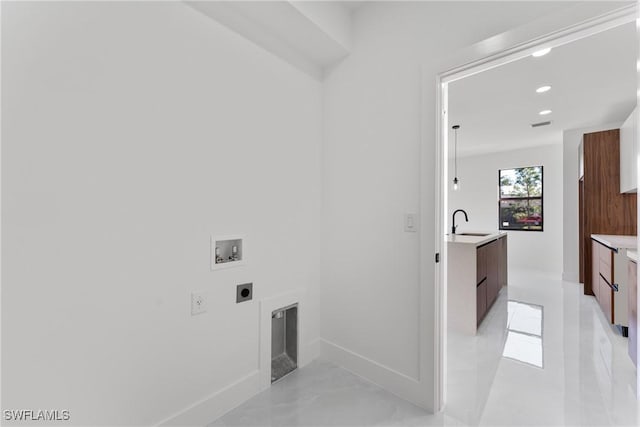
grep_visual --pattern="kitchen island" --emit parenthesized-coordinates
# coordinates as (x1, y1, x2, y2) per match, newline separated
(447, 232, 508, 335)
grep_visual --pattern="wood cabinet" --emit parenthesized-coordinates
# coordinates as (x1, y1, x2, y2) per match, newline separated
(486, 240, 499, 306)
(498, 236, 508, 288)
(592, 239, 615, 324)
(580, 130, 637, 296)
(477, 244, 487, 285)
(476, 236, 506, 326)
(629, 258, 637, 367)
(599, 275, 614, 323)
(591, 237, 634, 337)
(447, 233, 509, 335)
(476, 281, 487, 326)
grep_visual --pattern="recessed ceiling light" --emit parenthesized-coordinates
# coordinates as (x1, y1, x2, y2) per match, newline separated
(536, 85, 551, 93)
(539, 109, 552, 116)
(532, 48, 551, 58)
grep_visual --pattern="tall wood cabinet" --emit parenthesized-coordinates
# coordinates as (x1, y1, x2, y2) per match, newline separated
(579, 129, 637, 295)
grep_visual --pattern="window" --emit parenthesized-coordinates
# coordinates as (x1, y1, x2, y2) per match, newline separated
(499, 166, 543, 231)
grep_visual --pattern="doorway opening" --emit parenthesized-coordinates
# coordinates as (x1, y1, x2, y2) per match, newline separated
(432, 3, 638, 414)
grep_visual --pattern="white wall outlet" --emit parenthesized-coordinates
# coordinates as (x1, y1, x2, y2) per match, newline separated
(404, 213, 418, 232)
(191, 292, 208, 315)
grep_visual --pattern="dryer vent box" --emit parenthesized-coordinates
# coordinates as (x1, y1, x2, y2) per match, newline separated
(271, 304, 298, 383)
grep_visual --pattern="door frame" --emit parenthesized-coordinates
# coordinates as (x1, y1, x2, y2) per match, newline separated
(429, 3, 638, 411)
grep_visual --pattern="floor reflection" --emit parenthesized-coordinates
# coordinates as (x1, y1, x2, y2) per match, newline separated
(446, 269, 638, 426)
(503, 300, 543, 368)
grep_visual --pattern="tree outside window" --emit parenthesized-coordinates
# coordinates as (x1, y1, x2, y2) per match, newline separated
(499, 166, 543, 231)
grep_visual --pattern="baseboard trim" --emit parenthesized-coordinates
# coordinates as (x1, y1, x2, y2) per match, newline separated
(319, 339, 427, 409)
(157, 370, 260, 426)
(157, 339, 321, 426)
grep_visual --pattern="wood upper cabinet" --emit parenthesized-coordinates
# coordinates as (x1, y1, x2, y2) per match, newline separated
(581, 130, 637, 296)
(629, 259, 637, 367)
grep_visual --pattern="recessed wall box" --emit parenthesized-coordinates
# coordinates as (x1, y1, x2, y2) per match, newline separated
(211, 235, 245, 270)
(271, 304, 298, 383)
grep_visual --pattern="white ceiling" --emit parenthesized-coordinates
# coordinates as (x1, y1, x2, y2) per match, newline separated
(449, 21, 637, 157)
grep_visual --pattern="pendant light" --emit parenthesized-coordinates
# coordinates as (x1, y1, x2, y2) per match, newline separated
(452, 124, 460, 191)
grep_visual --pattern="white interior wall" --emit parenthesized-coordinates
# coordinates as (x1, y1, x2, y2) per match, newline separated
(448, 144, 564, 275)
(1, 2, 322, 425)
(3, 0, 636, 424)
(562, 122, 623, 282)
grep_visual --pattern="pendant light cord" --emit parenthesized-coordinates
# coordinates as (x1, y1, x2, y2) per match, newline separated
(452, 125, 460, 179)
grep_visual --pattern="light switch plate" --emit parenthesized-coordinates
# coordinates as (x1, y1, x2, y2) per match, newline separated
(191, 292, 208, 315)
(404, 213, 418, 232)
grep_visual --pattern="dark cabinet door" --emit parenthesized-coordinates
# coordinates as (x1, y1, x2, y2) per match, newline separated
(498, 236, 508, 287)
(477, 245, 487, 285)
(477, 281, 487, 326)
(486, 240, 499, 306)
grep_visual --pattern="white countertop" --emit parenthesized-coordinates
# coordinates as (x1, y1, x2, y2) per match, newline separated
(591, 234, 637, 250)
(446, 231, 507, 247)
(627, 250, 638, 263)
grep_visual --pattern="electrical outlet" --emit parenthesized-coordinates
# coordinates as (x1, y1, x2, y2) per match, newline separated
(191, 292, 207, 315)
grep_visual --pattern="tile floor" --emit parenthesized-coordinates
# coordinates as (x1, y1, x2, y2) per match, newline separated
(210, 270, 639, 426)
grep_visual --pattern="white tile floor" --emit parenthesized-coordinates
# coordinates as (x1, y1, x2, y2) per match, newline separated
(211, 270, 640, 426)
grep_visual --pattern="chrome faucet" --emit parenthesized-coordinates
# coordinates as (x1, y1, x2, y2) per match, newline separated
(452, 209, 469, 234)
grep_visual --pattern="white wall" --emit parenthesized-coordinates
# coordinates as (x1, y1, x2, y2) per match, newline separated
(2, 2, 322, 425)
(448, 145, 564, 275)
(562, 122, 622, 282)
(3, 0, 633, 423)
(320, 0, 608, 410)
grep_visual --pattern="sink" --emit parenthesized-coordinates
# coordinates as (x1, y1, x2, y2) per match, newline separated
(457, 232, 491, 236)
